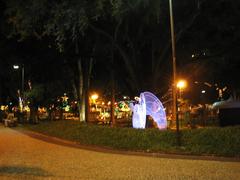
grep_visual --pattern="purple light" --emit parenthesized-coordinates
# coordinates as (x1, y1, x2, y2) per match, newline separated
(130, 92, 167, 130)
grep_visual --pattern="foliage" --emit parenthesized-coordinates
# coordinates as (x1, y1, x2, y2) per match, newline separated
(3, 0, 168, 93)
(24, 82, 64, 108)
(3, 0, 240, 97)
(24, 84, 44, 102)
(22, 120, 240, 157)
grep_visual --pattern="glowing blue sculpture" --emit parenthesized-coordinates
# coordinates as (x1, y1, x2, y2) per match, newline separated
(130, 93, 146, 129)
(130, 92, 167, 130)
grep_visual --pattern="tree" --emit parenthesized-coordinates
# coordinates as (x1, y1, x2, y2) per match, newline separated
(24, 84, 44, 123)
(4, 0, 240, 109)
(178, 0, 240, 93)
(4, 0, 98, 122)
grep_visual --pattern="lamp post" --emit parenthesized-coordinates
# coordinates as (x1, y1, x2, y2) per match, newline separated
(13, 64, 24, 97)
(177, 80, 187, 130)
(168, 0, 180, 145)
(177, 80, 187, 99)
(13, 64, 24, 112)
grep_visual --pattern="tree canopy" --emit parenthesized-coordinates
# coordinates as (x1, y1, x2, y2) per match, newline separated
(1, 0, 240, 103)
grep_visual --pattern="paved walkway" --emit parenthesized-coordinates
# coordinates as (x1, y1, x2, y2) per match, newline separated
(0, 125, 240, 180)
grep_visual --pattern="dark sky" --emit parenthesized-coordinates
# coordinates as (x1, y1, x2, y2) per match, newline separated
(0, 0, 240, 105)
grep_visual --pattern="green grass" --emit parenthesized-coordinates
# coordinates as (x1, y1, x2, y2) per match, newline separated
(182, 126, 240, 156)
(19, 120, 240, 157)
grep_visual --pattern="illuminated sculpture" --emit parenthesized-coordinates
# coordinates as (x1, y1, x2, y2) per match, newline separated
(130, 93, 146, 129)
(130, 92, 167, 130)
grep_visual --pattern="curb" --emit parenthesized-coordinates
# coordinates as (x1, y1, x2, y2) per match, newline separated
(17, 128, 240, 163)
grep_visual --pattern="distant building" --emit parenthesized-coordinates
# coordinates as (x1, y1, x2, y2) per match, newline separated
(213, 97, 240, 126)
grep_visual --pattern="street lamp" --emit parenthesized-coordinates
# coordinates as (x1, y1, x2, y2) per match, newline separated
(91, 93, 99, 102)
(175, 80, 187, 145)
(168, 0, 180, 145)
(177, 80, 187, 98)
(169, 0, 177, 123)
(13, 65, 19, 69)
(13, 64, 24, 112)
(13, 64, 24, 96)
(177, 79, 187, 104)
(177, 80, 187, 89)
(91, 93, 99, 111)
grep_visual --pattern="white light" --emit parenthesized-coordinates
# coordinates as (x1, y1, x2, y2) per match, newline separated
(134, 96, 140, 101)
(204, 82, 212, 87)
(201, 90, 206, 94)
(13, 65, 19, 69)
(223, 86, 227, 91)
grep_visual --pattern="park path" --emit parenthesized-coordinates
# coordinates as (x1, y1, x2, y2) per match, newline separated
(0, 125, 240, 180)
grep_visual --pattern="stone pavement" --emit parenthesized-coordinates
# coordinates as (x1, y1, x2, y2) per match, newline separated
(0, 125, 240, 180)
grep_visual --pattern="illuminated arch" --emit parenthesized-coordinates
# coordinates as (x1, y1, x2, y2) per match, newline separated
(130, 92, 167, 130)
(142, 92, 167, 129)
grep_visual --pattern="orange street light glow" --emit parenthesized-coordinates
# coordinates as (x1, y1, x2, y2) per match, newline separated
(177, 80, 187, 89)
(91, 94, 99, 100)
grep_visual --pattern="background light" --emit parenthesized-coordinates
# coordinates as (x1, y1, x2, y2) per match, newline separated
(13, 65, 19, 69)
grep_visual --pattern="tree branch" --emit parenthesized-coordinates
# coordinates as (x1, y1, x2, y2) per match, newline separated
(89, 23, 139, 91)
(153, 0, 207, 81)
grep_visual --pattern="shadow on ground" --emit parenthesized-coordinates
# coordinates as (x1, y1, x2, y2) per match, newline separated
(0, 166, 52, 177)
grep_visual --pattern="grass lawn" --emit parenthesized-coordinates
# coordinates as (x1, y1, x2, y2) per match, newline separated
(17, 120, 240, 157)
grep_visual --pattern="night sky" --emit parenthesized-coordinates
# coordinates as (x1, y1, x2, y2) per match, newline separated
(0, 0, 240, 105)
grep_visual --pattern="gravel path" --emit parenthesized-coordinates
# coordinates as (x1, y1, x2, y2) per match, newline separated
(0, 125, 240, 180)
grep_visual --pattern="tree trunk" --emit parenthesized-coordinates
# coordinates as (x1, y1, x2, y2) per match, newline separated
(111, 43, 116, 127)
(84, 57, 93, 123)
(110, 70, 115, 127)
(29, 106, 38, 124)
(48, 109, 53, 121)
(74, 40, 93, 123)
(77, 58, 93, 123)
(77, 58, 85, 122)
